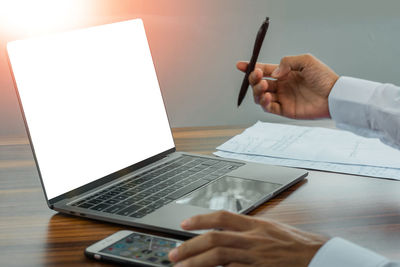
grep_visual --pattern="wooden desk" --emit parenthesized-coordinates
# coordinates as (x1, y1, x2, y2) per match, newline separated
(1, 126, 400, 266)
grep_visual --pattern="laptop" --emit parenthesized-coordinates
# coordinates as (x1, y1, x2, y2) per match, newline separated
(6, 19, 307, 237)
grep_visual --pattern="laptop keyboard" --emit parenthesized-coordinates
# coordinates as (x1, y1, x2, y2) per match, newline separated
(71, 155, 243, 218)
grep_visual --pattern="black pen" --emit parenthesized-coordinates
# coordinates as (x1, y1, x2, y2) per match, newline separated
(237, 17, 269, 107)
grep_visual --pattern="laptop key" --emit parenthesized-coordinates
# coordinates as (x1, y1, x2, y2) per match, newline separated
(134, 192, 148, 198)
(121, 199, 137, 206)
(145, 180, 159, 186)
(97, 195, 112, 200)
(117, 204, 144, 216)
(126, 188, 141, 194)
(104, 205, 126, 214)
(163, 180, 176, 186)
(162, 188, 175, 193)
(152, 192, 169, 199)
(113, 195, 128, 201)
(151, 184, 167, 191)
(161, 172, 175, 178)
(136, 185, 148, 190)
(78, 203, 94, 209)
(88, 199, 103, 204)
(169, 184, 182, 190)
(185, 162, 198, 168)
(114, 187, 129, 192)
(104, 199, 119, 205)
(176, 167, 188, 173)
(166, 179, 209, 200)
(184, 169, 197, 175)
(121, 191, 136, 196)
(129, 212, 146, 218)
(90, 203, 111, 211)
(199, 169, 215, 175)
(135, 178, 147, 183)
(169, 177, 181, 183)
(142, 188, 158, 194)
(140, 207, 155, 215)
(145, 196, 160, 202)
(174, 174, 187, 179)
(185, 177, 199, 183)
(203, 159, 219, 166)
(175, 181, 189, 187)
(148, 201, 163, 210)
(160, 198, 173, 205)
(191, 166, 206, 172)
(203, 174, 221, 181)
(179, 156, 193, 163)
(137, 199, 152, 206)
(120, 180, 132, 185)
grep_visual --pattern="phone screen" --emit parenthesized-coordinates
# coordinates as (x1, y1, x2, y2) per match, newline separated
(99, 232, 181, 266)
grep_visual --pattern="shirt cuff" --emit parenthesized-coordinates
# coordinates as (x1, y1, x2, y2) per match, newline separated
(328, 76, 381, 129)
(309, 237, 389, 267)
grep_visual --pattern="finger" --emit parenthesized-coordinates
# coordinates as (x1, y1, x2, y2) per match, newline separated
(181, 210, 256, 231)
(260, 94, 282, 115)
(175, 247, 251, 267)
(237, 61, 278, 76)
(257, 63, 279, 76)
(253, 81, 277, 104)
(236, 61, 248, 72)
(252, 79, 267, 104)
(264, 79, 277, 92)
(262, 92, 278, 103)
(267, 102, 282, 115)
(169, 231, 254, 262)
(249, 68, 263, 86)
(253, 79, 277, 94)
(258, 92, 272, 108)
(272, 54, 314, 78)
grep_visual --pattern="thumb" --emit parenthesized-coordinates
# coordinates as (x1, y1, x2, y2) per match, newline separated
(271, 54, 313, 78)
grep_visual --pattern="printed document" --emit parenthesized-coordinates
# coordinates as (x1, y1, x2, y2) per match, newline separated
(215, 121, 400, 180)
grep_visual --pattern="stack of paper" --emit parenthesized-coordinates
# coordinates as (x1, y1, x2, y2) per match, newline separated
(214, 121, 400, 181)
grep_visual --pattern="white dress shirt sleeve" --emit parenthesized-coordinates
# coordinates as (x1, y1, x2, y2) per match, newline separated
(328, 76, 400, 149)
(309, 76, 400, 267)
(308, 237, 397, 267)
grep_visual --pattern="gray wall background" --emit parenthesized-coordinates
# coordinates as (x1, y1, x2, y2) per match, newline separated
(1, 0, 400, 136)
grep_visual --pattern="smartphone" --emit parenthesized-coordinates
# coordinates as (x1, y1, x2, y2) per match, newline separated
(85, 230, 183, 266)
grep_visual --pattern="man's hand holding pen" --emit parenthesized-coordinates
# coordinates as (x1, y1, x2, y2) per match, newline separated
(237, 54, 339, 119)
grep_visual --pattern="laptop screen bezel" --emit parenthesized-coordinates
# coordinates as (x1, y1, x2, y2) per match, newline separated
(5, 20, 177, 207)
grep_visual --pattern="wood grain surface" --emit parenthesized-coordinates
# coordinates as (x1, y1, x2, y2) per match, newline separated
(1, 126, 400, 266)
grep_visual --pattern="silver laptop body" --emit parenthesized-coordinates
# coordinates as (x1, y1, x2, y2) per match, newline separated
(7, 19, 307, 237)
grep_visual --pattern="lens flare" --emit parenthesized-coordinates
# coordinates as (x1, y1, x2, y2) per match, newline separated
(0, 0, 90, 36)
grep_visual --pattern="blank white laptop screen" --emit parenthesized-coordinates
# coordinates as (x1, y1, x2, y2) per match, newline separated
(7, 19, 175, 200)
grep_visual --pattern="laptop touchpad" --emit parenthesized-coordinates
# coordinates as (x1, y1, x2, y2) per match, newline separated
(175, 176, 282, 212)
